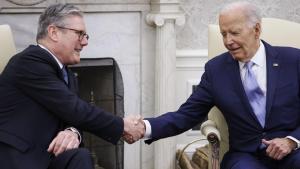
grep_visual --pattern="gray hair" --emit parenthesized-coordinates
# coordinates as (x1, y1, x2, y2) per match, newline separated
(36, 3, 83, 41)
(220, 1, 261, 27)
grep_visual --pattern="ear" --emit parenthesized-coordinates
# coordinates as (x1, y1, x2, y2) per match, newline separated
(47, 25, 60, 42)
(254, 22, 261, 39)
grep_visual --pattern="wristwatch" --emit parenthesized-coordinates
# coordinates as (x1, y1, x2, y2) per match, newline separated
(65, 127, 82, 143)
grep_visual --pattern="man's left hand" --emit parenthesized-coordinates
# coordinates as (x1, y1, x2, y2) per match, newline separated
(262, 138, 296, 160)
(47, 130, 80, 156)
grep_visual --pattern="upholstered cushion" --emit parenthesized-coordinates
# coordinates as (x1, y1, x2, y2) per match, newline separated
(192, 145, 209, 169)
(0, 24, 16, 73)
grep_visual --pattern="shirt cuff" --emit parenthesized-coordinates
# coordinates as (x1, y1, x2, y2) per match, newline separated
(143, 120, 152, 139)
(65, 127, 82, 143)
(286, 136, 300, 150)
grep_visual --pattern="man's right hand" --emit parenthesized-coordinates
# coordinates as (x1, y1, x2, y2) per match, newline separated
(47, 130, 80, 156)
(262, 138, 296, 160)
(123, 115, 145, 144)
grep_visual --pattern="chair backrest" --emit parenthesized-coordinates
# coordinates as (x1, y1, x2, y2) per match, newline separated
(0, 24, 16, 73)
(208, 18, 300, 59)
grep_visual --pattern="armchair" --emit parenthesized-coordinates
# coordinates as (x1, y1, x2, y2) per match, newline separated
(0, 24, 16, 73)
(200, 18, 300, 169)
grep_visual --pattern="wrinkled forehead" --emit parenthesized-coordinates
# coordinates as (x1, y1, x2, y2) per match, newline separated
(219, 11, 248, 29)
(219, 7, 247, 22)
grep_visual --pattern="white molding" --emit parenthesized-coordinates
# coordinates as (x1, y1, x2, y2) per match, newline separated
(146, 0, 185, 27)
(176, 49, 208, 58)
(186, 79, 200, 98)
(146, 13, 185, 26)
(176, 49, 208, 69)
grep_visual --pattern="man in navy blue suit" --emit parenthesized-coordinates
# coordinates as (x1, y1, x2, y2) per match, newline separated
(142, 2, 300, 169)
(0, 3, 144, 169)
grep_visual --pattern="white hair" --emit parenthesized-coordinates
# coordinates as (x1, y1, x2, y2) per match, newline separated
(220, 1, 261, 27)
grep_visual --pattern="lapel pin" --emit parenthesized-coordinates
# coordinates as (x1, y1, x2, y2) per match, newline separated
(273, 63, 279, 67)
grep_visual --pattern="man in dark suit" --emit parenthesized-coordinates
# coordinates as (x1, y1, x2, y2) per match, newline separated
(0, 3, 144, 169)
(142, 2, 300, 169)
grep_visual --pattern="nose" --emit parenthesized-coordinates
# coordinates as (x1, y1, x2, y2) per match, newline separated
(223, 34, 234, 46)
(81, 36, 88, 46)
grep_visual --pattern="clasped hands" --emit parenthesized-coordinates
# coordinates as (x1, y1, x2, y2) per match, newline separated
(123, 115, 145, 144)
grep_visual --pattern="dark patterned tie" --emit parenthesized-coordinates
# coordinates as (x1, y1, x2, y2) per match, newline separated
(243, 61, 266, 127)
(62, 66, 68, 84)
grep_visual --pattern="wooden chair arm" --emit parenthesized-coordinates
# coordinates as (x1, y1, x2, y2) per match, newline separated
(201, 120, 220, 169)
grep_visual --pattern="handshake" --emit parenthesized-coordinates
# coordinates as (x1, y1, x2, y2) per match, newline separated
(123, 116, 146, 144)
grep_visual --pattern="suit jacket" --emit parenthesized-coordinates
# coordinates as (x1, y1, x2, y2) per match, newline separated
(0, 45, 123, 169)
(146, 41, 300, 153)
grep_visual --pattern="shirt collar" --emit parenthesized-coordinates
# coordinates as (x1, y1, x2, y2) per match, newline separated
(239, 41, 266, 70)
(38, 44, 64, 69)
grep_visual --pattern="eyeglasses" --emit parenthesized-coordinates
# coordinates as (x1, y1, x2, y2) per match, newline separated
(56, 26, 89, 41)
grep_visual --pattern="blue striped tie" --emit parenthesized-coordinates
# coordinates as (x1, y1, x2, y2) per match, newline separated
(243, 61, 266, 127)
(62, 66, 68, 84)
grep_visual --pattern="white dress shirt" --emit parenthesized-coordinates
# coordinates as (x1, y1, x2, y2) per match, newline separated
(38, 44, 63, 69)
(239, 41, 267, 97)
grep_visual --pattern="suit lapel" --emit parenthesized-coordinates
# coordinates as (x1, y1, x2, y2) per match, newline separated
(226, 54, 263, 127)
(264, 42, 280, 125)
(226, 56, 245, 100)
(35, 45, 67, 85)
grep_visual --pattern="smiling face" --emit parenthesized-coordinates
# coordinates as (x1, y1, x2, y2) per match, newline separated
(53, 15, 88, 65)
(219, 9, 261, 62)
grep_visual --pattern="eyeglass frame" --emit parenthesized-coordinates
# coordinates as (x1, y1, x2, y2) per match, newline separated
(56, 26, 89, 41)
